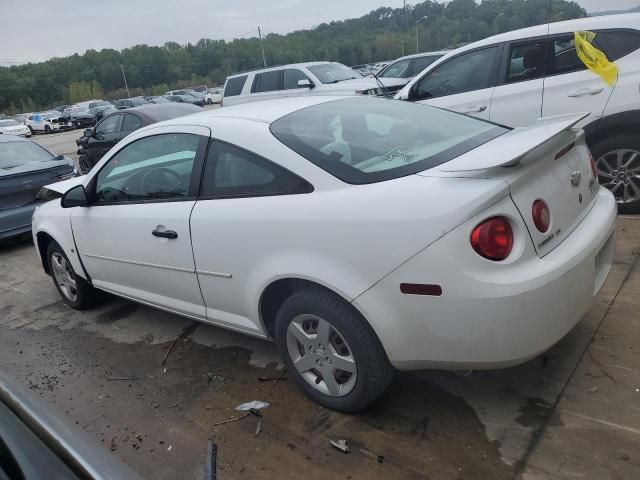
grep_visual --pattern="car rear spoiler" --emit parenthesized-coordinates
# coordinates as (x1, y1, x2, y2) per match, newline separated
(438, 112, 590, 172)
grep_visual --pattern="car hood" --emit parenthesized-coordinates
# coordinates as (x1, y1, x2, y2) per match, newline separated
(322, 77, 406, 91)
(42, 174, 84, 194)
(0, 125, 28, 134)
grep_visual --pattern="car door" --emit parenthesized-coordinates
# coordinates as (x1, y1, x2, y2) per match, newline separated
(87, 113, 124, 162)
(281, 68, 314, 98)
(410, 45, 501, 120)
(249, 70, 285, 102)
(190, 140, 313, 335)
(71, 126, 210, 318)
(541, 34, 613, 127)
(489, 39, 546, 127)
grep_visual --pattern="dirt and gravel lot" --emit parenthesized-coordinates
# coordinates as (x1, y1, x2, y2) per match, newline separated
(2, 126, 639, 479)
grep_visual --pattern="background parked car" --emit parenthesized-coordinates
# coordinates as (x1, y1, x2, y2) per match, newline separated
(0, 135, 74, 240)
(88, 100, 112, 110)
(222, 62, 407, 107)
(10, 114, 28, 125)
(147, 96, 171, 104)
(396, 13, 640, 213)
(204, 87, 223, 104)
(75, 103, 201, 174)
(0, 118, 31, 137)
(165, 94, 205, 106)
(376, 51, 448, 87)
(63, 107, 96, 129)
(114, 98, 148, 110)
(25, 112, 72, 134)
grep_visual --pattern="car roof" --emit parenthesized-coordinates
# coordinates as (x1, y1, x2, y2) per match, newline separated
(111, 103, 201, 121)
(226, 61, 343, 79)
(390, 51, 449, 62)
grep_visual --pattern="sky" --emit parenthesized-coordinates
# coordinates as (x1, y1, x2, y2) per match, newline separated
(0, 0, 638, 64)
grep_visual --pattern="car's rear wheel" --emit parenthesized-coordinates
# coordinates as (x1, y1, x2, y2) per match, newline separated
(207, 98, 213, 105)
(47, 241, 101, 310)
(44, 125, 51, 134)
(275, 287, 394, 412)
(592, 134, 640, 214)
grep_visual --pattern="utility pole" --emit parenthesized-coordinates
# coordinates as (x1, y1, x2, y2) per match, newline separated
(120, 64, 130, 98)
(416, 16, 428, 54)
(401, 41, 406, 57)
(257, 26, 267, 68)
(403, 0, 408, 30)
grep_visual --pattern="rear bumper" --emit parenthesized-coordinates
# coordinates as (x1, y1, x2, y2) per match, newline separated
(353, 188, 617, 371)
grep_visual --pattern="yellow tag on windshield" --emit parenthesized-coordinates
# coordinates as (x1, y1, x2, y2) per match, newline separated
(574, 31, 619, 87)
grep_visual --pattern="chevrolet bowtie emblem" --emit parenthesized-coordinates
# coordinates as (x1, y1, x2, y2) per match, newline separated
(570, 171, 582, 187)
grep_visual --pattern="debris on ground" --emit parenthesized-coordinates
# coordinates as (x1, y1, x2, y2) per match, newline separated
(589, 386, 599, 393)
(235, 400, 270, 411)
(161, 322, 199, 367)
(110, 436, 117, 452)
(330, 439, 350, 453)
(167, 445, 172, 452)
(255, 417, 263, 437)
(205, 440, 217, 480)
(360, 448, 384, 464)
(258, 369, 287, 385)
(206, 373, 228, 385)
(212, 413, 250, 427)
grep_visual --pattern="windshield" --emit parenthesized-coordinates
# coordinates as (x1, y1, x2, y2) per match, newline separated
(0, 140, 54, 169)
(270, 97, 508, 184)
(307, 63, 362, 84)
(89, 101, 110, 108)
(379, 59, 412, 78)
(0, 120, 20, 127)
(131, 99, 147, 105)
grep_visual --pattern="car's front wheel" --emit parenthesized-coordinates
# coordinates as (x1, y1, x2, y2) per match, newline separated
(207, 98, 213, 105)
(28, 126, 34, 135)
(44, 125, 51, 134)
(592, 133, 640, 214)
(275, 287, 394, 412)
(47, 241, 101, 310)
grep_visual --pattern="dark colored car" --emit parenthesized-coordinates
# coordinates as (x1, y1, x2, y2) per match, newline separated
(75, 103, 201, 174)
(63, 107, 96, 129)
(114, 98, 148, 110)
(165, 94, 205, 107)
(0, 135, 75, 240)
(0, 371, 142, 479)
(92, 105, 118, 122)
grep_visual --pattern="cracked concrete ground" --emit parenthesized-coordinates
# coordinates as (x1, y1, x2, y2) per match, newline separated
(0, 216, 638, 480)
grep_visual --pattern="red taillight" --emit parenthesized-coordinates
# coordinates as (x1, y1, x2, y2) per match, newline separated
(470, 217, 513, 261)
(532, 199, 550, 233)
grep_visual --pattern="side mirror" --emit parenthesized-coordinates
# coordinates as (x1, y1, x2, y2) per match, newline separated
(84, 128, 93, 138)
(61, 185, 89, 208)
(298, 79, 314, 89)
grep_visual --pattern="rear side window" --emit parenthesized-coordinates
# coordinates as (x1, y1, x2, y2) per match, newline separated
(252, 71, 282, 93)
(507, 41, 546, 83)
(122, 114, 143, 132)
(201, 142, 312, 198)
(594, 30, 640, 61)
(411, 55, 442, 76)
(548, 37, 586, 75)
(224, 76, 247, 97)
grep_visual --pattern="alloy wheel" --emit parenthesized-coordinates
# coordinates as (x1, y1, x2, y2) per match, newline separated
(286, 314, 357, 397)
(597, 148, 640, 204)
(51, 252, 78, 302)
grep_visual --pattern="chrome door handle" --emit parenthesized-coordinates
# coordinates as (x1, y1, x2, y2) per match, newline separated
(568, 87, 604, 97)
(459, 105, 487, 114)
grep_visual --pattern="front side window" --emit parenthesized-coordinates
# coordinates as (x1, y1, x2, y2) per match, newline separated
(201, 142, 311, 198)
(284, 69, 310, 89)
(253, 71, 282, 93)
(95, 133, 200, 203)
(95, 114, 122, 135)
(414, 46, 499, 99)
(271, 97, 507, 184)
(411, 55, 443, 76)
(306, 63, 361, 84)
(379, 59, 412, 79)
(507, 42, 546, 83)
(224, 76, 247, 97)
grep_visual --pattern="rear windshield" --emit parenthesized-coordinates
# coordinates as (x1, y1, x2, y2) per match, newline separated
(224, 76, 247, 97)
(0, 141, 54, 169)
(270, 97, 508, 184)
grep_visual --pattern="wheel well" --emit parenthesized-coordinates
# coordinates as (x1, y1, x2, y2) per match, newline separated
(36, 232, 54, 275)
(259, 278, 346, 338)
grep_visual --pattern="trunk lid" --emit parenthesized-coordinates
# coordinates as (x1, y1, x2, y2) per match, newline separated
(421, 113, 598, 257)
(0, 161, 75, 210)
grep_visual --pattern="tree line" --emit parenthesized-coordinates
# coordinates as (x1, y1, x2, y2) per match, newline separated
(0, 0, 586, 114)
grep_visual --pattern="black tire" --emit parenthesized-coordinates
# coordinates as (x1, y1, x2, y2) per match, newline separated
(46, 241, 101, 310)
(28, 126, 34, 135)
(44, 125, 51, 134)
(207, 98, 213, 105)
(591, 133, 640, 214)
(275, 287, 394, 412)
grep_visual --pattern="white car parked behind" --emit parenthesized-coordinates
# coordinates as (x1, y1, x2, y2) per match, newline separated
(0, 118, 31, 137)
(204, 88, 223, 105)
(396, 13, 640, 213)
(33, 96, 615, 411)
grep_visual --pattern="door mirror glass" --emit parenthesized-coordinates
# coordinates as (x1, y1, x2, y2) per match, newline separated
(297, 79, 313, 89)
(84, 128, 93, 138)
(61, 184, 89, 208)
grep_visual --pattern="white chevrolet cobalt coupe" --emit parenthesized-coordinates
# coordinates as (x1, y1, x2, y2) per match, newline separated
(33, 96, 616, 411)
